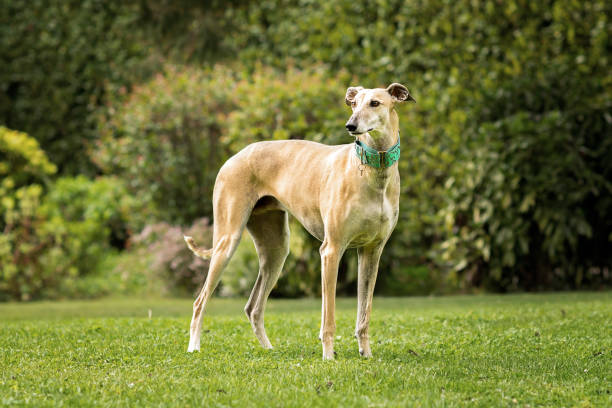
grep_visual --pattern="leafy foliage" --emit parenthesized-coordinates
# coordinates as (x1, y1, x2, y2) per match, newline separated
(0, 126, 57, 218)
(94, 65, 238, 224)
(135, 0, 250, 62)
(425, 2, 612, 289)
(0, 0, 149, 173)
(0, 126, 57, 187)
(225, 66, 351, 149)
(3, 0, 610, 299)
(1, 173, 138, 301)
(1, 127, 55, 300)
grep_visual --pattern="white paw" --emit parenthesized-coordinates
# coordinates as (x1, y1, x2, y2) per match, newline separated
(322, 349, 336, 361)
(187, 338, 200, 353)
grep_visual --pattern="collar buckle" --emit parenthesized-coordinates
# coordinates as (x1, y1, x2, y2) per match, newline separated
(378, 151, 386, 168)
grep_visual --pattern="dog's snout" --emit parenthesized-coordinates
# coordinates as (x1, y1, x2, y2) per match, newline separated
(345, 123, 357, 132)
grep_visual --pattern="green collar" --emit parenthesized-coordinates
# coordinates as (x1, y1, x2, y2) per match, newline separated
(354, 137, 400, 168)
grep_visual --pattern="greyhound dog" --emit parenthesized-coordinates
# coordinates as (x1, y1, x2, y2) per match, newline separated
(184, 83, 415, 360)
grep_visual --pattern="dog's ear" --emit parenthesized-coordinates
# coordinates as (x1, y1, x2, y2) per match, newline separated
(345, 86, 364, 106)
(386, 83, 416, 103)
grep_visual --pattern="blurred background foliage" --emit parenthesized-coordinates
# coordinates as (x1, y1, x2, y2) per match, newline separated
(1, 0, 610, 300)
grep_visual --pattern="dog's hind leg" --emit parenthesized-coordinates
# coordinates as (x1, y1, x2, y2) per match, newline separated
(244, 209, 290, 349)
(188, 191, 254, 353)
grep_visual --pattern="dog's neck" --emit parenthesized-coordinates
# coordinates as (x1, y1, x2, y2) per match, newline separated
(354, 109, 399, 186)
(356, 109, 399, 151)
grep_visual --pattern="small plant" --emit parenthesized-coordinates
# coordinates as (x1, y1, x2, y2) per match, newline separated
(127, 218, 213, 296)
(1, 127, 140, 300)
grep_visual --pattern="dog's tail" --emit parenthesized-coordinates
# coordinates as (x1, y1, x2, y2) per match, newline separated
(183, 236, 213, 260)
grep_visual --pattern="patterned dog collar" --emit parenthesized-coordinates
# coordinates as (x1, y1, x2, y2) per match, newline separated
(354, 137, 400, 168)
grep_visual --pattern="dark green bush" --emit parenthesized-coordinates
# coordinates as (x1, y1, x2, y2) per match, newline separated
(0, 0, 149, 173)
(135, 0, 249, 62)
(436, 71, 611, 290)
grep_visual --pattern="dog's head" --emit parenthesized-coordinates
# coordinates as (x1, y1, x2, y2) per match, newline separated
(344, 83, 415, 136)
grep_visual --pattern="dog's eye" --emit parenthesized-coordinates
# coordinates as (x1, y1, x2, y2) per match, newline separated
(370, 100, 380, 107)
(351, 101, 356, 107)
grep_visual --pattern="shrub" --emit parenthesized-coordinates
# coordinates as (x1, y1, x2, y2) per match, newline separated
(94, 65, 239, 225)
(42, 175, 142, 255)
(1, 174, 139, 301)
(0, 125, 57, 241)
(0, 126, 57, 191)
(135, 0, 247, 62)
(127, 218, 212, 296)
(426, 2, 612, 290)
(436, 94, 612, 290)
(1, 127, 54, 300)
(225, 65, 351, 150)
(0, 0, 150, 173)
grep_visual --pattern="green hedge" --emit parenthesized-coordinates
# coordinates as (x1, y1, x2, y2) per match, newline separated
(224, 0, 611, 290)
(3, 0, 610, 298)
(95, 0, 611, 293)
(0, 0, 148, 173)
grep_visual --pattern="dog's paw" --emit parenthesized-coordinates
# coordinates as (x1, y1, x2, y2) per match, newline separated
(322, 349, 336, 361)
(187, 338, 201, 353)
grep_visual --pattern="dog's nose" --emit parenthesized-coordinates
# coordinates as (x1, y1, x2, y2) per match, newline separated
(345, 123, 357, 132)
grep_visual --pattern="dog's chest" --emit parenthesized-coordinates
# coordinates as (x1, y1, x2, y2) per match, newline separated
(346, 193, 397, 247)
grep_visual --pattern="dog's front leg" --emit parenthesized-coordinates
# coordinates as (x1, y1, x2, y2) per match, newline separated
(320, 239, 343, 360)
(355, 244, 384, 358)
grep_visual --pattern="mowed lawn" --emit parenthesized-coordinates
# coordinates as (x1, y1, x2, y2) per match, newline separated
(1, 293, 610, 407)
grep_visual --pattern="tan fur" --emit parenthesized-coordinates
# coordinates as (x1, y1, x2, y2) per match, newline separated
(185, 83, 415, 360)
(183, 236, 213, 259)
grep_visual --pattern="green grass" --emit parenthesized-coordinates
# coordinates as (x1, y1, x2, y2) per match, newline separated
(1, 293, 610, 407)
